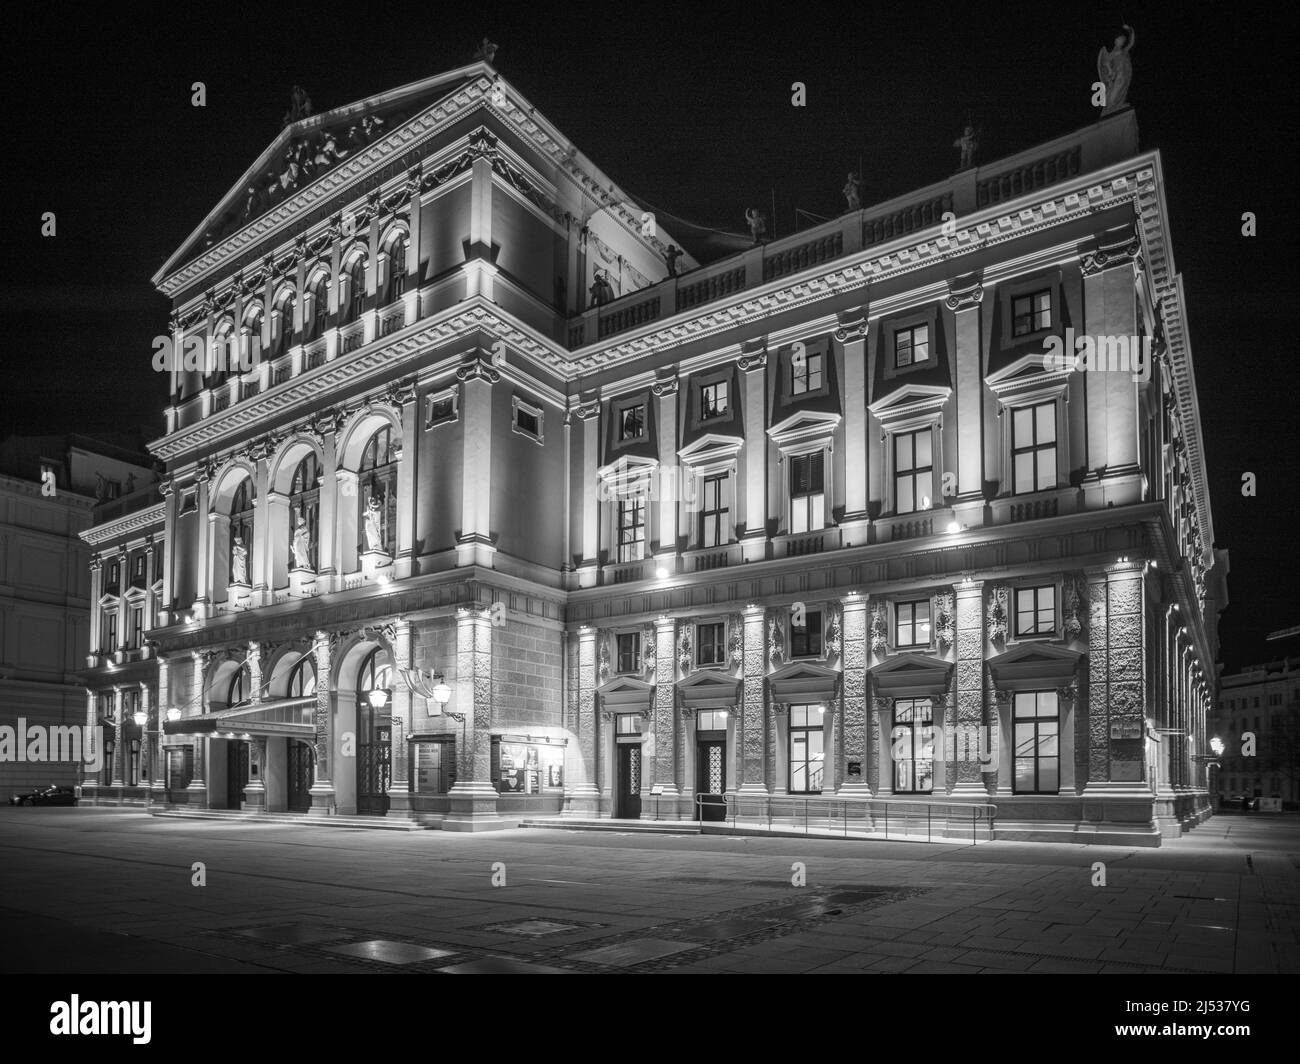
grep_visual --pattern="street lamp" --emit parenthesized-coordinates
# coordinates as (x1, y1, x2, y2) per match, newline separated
(367, 688, 390, 710)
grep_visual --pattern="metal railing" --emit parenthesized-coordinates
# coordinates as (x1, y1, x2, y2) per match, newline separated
(694, 793, 996, 844)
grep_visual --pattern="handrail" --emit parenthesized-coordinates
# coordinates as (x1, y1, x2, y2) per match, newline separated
(693, 792, 996, 844)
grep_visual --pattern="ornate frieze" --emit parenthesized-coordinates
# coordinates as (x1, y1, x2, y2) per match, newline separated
(932, 592, 956, 652)
(824, 607, 842, 662)
(768, 613, 785, 668)
(728, 614, 744, 669)
(597, 637, 610, 684)
(642, 624, 656, 677)
(986, 585, 1009, 646)
(869, 603, 888, 655)
(677, 626, 691, 677)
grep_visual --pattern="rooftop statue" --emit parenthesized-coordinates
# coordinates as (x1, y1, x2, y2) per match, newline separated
(842, 172, 861, 212)
(953, 121, 980, 170)
(745, 208, 768, 243)
(664, 244, 683, 277)
(1097, 25, 1136, 114)
(473, 37, 499, 64)
(282, 85, 312, 128)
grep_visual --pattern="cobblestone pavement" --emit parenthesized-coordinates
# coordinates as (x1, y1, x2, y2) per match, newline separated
(1, 808, 1295, 974)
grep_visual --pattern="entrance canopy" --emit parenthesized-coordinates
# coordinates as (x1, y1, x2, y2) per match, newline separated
(163, 696, 316, 738)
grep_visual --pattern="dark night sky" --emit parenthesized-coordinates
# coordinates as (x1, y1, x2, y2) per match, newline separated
(1, 1, 1294, 671)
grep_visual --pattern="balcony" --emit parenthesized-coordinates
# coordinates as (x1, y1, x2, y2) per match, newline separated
(685, 543, 742, 572)
(380, 305, 405, 337)
(305, 341, 326, 370)
(775, 527, 841, 558)
(340, 324, 365, 354)
(606, 559, 649, 585)
(239, 379, 260, 403)
(991, 485, 1080, 526)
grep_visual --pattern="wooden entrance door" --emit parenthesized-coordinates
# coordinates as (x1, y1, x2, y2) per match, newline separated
(696, 739, 726, 821)
(226, 740, 249, 810)
(287, 741, 313, 812)
(615, 744, 642, 820)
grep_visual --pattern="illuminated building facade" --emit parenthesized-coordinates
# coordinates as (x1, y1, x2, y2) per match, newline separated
(141, 63, 1224, 843)
(1214, 657, 1300, 807)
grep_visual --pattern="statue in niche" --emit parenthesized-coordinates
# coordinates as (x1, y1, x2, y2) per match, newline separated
(1097, 25, 1136, 114)
(664, 244, 683, 277)
(842, 172, 861, 212)
(953, 121, 980, 170)
(745, 208, 768, 243)
(282, 85, 312, 128)
(94, 473, 108, 501)
(292, 513, 312, 570)
(588, 270, 614, 307)
(363, 495, 384, 553)
(231, 536, 249, 585)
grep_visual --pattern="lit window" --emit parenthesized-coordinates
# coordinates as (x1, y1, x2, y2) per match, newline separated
(790, 451, 825, 533)
(1014, 691, 1059, 794)
(1012, 402, 1056, 494)
(616, 632, 641, 674)
(513, 399, 544, 442)
(425, 390, 457, 428)
(892, 699, 934, 794)
(1012, 290, 1052, 337)
(894, 324, 929, 368)
(1015, 585, 1056, 637)
(128, 606, 143, 650)
(791, 610, 823, 658)
(616, 713, 642, 735)
(896, 600, 931, 649)
(696, 622, 726, 666)
(894, 429, 933, 514)
(789, 704, 824, 793)
(700, 474, 728, 548)
(103, 610, 118, 652)
(619, 404, 646, 441)
(697, 710, 728, 731)
(701, 381, 728, 419)
(617, 498, 645, 563)
(792, 351, 823, 395)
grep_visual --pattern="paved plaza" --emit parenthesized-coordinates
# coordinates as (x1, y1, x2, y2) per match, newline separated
(1, 808, 1296, 974)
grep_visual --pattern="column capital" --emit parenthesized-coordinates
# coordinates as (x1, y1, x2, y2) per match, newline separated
(834, 307, 869, 341)
(945, 273, 984, 311)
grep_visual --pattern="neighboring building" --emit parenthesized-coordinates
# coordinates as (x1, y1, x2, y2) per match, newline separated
(0, 435, 153, 798)
(146, 62, 1223, 844)
(79, 477, 166, 806)
(1214, 656, 1300, 808)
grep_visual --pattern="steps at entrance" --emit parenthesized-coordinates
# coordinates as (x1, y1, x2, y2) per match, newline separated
(149, 808, 427, 830)
(520, 816, 701, 835)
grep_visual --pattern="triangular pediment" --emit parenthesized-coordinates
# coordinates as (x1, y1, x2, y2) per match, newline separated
(987, 641, 1082, 687)
(676, 668, 740, 708)
(868, 651, 953, 697)
(868, 382, 951, 421)
(987, 350, 1071, 398)
(769, 659, 839, 701)
(159, 66, 486, 282)
(598, 673, 655, 709)
(767, 409, 841, 448)
(678, 432, 744, 464)
(597, 452, 659, 488)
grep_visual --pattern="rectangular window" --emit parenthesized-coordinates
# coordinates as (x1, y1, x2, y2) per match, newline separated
(616, 713, 643, 735)
(791, 610, 823, 658)
(619, 404, 646, 441)
(106, 563, 120, 591)
(617, 498, 645, 563)
(697, 709, 728, 732)
(894, 324, 929, 368)
(128, 606, 144, 650)
(1015, 585, 1056, 637)
(1012, 401, 1056, 494)
(701, 381, 728, 419)
(616, 632, 641, 674)
(896, 600, 931, 649)
(791, 351, 824, 395)
(700, 474, 728, 548)
(132, 554, 147, 585)
(789, 704, 825, 793)
(104, 611, 118, 653)
(892, 699, 934, 794)
(790, 451, 825, 534)
(894, 429, 933, 514)
(425, 391, 457, 428)
(1012, 290, 1052, 337)
(412, 739, 455, 794)
(696, 622, 726, 667)
(1013, 691, 1060, 794)
(513, 401, 543, 441)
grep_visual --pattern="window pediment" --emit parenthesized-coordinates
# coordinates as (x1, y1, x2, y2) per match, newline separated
(868, 383, 950, 425)
(598, 674, 655, 710)
(678, 433, 743, 468)
(867, 651, 953, 698)
(769, 659, 839, 702)
(987, 352, 1070, 400)
(767, 409, 840, 451)
(676, 668, 740, 709)
(987, 642, 1081, 689)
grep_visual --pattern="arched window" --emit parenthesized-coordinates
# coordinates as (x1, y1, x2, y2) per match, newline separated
(288, 655, 316, 698)
(289, 453, 320, 571)
(228, 666, 250, 708)
(242, 305, 264, 371)
(307, 273, 330, 341)
(381, 233, 408, 304)
(229, 477, 255, 585)
(271, 289, 296, 358)
(345, 254, 366, 321)
(208, 318, 235, 387)
(358, 426, 398, 556)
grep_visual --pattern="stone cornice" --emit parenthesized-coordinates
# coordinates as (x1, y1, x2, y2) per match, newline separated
(81, 503, 167, 546)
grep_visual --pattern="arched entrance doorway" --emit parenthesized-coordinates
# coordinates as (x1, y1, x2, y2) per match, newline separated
(356, 646, 394, 815)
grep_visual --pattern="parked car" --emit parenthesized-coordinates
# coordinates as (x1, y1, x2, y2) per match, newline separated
(8, 785, 78, 807)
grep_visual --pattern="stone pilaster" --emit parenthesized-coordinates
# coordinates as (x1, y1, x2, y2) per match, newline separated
(564, 627, 600, 815)
(652, 617, 679, 799)
(837, 594, 871, 795)
(308, 630, 335, 815)
(387, 619, 414, 817)
(836, 311, 870, 544)
(244, 737, 267, 809)
(738, 341, 767, 561)
(737, 605, 768, 793)
(455, 357, 497, 568)
(443, 607, 501, 829)
(950, 579, 987, 796)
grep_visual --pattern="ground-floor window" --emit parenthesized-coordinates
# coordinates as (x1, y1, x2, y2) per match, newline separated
(411, 738, 455, 794)
(1013, 690, 1059, 794)
(491, 735, 566, 795)
(789, 704, 824, 793)
(892, 699, 934, 794)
